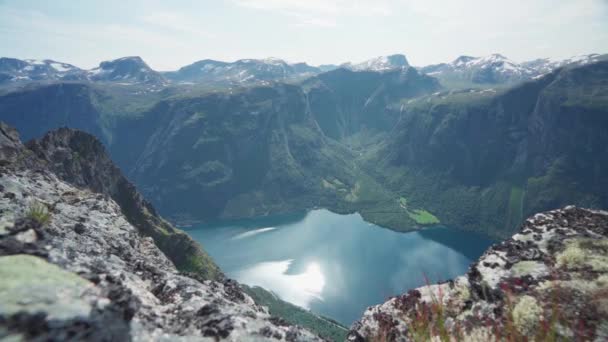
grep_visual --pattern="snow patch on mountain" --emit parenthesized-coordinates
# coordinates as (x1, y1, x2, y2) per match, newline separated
(343, 54, 410, 72)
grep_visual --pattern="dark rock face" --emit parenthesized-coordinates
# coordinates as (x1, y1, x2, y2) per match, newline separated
(349, 206, 608, 341)
(0, 122, 321, 341)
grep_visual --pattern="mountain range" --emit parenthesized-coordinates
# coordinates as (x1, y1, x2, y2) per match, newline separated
(2, 53, 606, 89)
(1, 53, 607, 238)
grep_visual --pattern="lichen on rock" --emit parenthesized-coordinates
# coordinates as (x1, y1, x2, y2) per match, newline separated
(512, 295, 543, 335)
(0, 254, 98, 320)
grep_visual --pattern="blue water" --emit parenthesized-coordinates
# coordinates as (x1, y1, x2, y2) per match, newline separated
(186, 209, 494, 325)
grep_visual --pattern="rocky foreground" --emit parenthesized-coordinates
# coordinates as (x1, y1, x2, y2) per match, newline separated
(348, 206, 608, 341)
(0, 123, 321, 341)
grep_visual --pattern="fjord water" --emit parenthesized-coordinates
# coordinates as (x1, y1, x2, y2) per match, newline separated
(187, 209, 494, 325)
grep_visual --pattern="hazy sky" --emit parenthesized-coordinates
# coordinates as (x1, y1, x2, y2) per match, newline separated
(0, 0, 606, 70)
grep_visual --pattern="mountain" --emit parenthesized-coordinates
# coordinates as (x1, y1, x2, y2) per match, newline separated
(163, 57, 321, 85)
(419, 53, 536, 86)
(349, 206, 608, 341)
(342, 54, 410, 72)
(121, 83, 364, 224)
(522, 53, 608, 75)
(420, 53, 608, 88)
(87, 56, 167, 86)
(0, 60, 606, 238)
(0, 57, 85, 84)
(0, 122, 324, 341)
(369, 61, 608, 237)
(0, 56, 167, 87)
(0, 66, 440, 231)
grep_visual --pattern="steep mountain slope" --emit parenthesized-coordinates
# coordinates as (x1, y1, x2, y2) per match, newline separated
(349, 206, 608, 341)
(120, 83, 363, 223)
(0, 83, 105, 141)
(303, 66, 439, 140)
(370, 61, 608, 236)
(0, 123, 321, 341)
(114, 68, 439, 227)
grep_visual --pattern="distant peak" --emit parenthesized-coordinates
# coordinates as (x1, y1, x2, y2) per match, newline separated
(263, 57, 285, 62)
(99, 56, 147, 67)
(237, 57, 288, 65)
(385, 54, 409, 66)
(116, 56, 144, 62)
(349, 54, 410, 71)
(453, 55, 476, 64)
(489, 53, 507, 59)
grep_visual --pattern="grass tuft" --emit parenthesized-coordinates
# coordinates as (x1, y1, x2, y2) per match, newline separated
(26, 201, 51, 226)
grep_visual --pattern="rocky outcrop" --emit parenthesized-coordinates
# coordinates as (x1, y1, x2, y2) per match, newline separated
(0, 123, 321, 341)
(348, 206, 608, 341)
(25, 127, 222, 281)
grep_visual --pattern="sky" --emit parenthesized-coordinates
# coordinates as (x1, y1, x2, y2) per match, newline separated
(0, 0, 606, 71)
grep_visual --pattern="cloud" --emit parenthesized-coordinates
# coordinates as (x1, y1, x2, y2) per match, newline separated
(290, 14, 337, 28)
(140, 11, 216, 38)
(233, 0, 392, 16)
(232, 0, 392, 28)
(0, 7, 200, 69)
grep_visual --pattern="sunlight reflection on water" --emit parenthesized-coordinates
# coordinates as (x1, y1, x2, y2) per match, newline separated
(234, 259, 326, 309)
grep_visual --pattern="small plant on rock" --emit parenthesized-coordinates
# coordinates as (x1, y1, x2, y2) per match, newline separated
(26, 201, 51, 225)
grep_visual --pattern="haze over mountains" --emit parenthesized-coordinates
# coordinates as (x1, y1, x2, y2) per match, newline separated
(1, 52, 606, 89)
